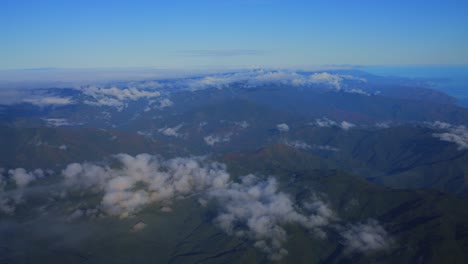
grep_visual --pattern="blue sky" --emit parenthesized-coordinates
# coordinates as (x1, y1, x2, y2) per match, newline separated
(1, 0, 468, 69)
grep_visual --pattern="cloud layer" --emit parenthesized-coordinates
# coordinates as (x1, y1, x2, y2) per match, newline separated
(1, 153, 392, 260)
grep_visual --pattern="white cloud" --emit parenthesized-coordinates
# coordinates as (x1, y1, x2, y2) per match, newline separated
(23, 97, 74, 106)
(234, 120, 249, 129)
(340, 121, 355, 131)
(43, 118, 71, 127)
(0, 168, 43, 214)
(340, 219, 392, 253)
(208, 175, 335, 260)
(59, 154, 339, 259)
(81, 85, 161, 110)
(314, 145, 340, 152)
(314, 118, 355, 130)
(158, 124, 183, 137)
(431, 121, 468, 150)
(158, 98, 173, 108)
(285, 141, 339, 152)
(62, 154, 230, 218)
(375, 121, 392, 129)
(59, 145, 68, 150)
(8, 168, 43, 188)
(345, 88, 370, 96)
(204, 133, 232, 146)
(285, 140, 311, 150)
(277, 123, 290, 132)
(181, 70, 366, 91)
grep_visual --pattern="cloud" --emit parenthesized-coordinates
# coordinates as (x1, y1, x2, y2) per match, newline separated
(158, 98, 173, 108)
(59, 154, 339, 259)
(285, 140, 311, 150)
(277, 123, 290, 132)
(179, 49, 267, 57)
(431, 121, 468, 150)
(43, 118, 71, 127)
(23, 97, 74, 106)
(59, 145, 68, 150)
(204, 134, 232, 146)
(346, 88, 370, 96)
(181, 70, 366, 91)
(208, 175, 335, 260)
(131, 222, 147, 232)
(158, 124, 183, 137)
(340, 121, 355, 131)
(2, 154, 394, 260)
(8, 168, 43, 188)
(340, 219, 392, 253)
(285, 140, 339, 152)
(62, 154, 230, 218)
(81, 85, 161, 110)
(314, 118, 355, 130)
(234, 120, 250, 129)
(0, 168, 44, 214)
(375, 121, 392, 129)
(314, 145, 340, 152)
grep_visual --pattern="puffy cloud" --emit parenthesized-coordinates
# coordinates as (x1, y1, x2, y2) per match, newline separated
(81, 85, 161, 110)
(131, 222, 147, 232)
(340, 121, 355, 131)
(431, 121, 468, 150)
(83, 86, 161, 101)
(182, 70, 366, 91)
(158, 98, 173, 108)
(208, 175, 335, 260)
(59, 154, 339, 259)
(59, 145, 68, 150)
(62, 154, 230, 218)
(340, 219, 392, 253)
(314, 118, 355, 130)
(158, 124, 183, 137)
(8, 168, 43, 188)
(0, 168, 43, 214)
(285, 140, 311, 150)
(234, 120, 249, 129)
(276, 123, 290, 132)
(204, 133, 232, 146)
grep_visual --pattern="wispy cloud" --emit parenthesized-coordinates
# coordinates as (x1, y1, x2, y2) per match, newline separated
(179, 49, 268, 57)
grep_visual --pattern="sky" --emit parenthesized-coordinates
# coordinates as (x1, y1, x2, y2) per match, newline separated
(1, 0, 468, 70)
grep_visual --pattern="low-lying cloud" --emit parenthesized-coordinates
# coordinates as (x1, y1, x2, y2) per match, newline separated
(314, 118, 356, 130)
(82, 86, 161, 111)
(204, 134, 232, 146)
(431, 121, 468, 150)
(1, 154, 392, 260)
(0, 168, 44, 214)
(340, 219, 392, 253)
(276, 123, 290, 132)
(208, 175, 335, 260)
(158, 124, 183, 137)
